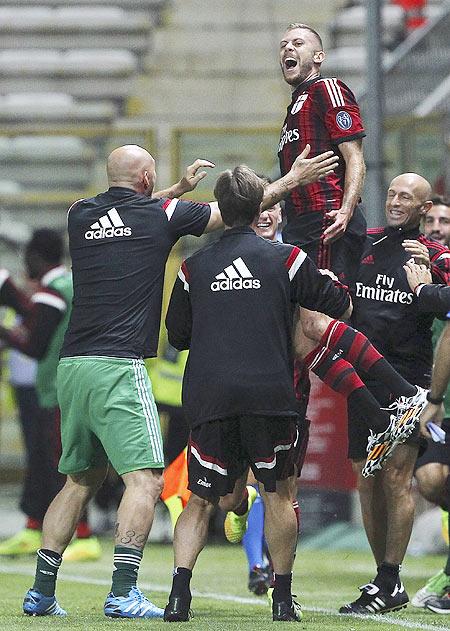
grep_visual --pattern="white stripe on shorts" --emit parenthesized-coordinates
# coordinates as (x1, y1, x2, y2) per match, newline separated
(137, 361, 164, 463)
(132, 360, 163, 464)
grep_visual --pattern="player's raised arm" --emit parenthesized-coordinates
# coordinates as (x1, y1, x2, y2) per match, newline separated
(261, 144, 339, 211)
(154, 159, 215, 199)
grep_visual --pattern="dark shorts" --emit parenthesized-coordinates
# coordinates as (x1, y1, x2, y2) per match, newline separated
(415, 418, 450, 470)
(293, 416, 310, 477)
(283, 204, 367, 289)
(347, 382, 426, 462)
(187, 415, 298, 500)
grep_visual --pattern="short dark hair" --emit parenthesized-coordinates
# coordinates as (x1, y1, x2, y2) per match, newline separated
(286, 23, 323, 49)
(26, 228, 64, 264)
(213, 165, 264, 227)
(431, 195, 450, 208)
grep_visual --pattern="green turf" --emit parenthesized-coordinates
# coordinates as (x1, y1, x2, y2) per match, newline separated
(1, 542, 450, 630)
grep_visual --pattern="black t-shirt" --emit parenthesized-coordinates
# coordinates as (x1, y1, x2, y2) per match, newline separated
(166, 226, 350, 426)
(352, 225, 450, 385)
(61, 187, 210, 359)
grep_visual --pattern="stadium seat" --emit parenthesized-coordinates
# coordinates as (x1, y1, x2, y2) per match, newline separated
(0, 93, 116, 122)
(0, 135, 96, 189)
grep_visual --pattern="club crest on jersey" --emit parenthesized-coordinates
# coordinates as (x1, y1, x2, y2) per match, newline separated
(336, 110, 353, 131)
(291, 94, 308, 115)
(84, 208, 132, 240)
(210, 257, 261, 292)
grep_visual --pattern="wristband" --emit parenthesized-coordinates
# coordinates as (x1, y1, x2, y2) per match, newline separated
(413, 283, 425, 296)
(426, 392, 445, 405)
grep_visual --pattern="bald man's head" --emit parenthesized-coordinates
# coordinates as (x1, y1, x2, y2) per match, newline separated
(107, 145, 156, 196)
(385, 172, 433, 230)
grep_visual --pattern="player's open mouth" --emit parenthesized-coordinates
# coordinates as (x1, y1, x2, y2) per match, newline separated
(257, 221, 271, 228)
(284, 58, 297, 69)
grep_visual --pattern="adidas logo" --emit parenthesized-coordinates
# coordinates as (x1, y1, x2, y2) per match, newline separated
(361, 254, 374, 265)
(84, 208, 132, 240)
(210, 257, 261, 292)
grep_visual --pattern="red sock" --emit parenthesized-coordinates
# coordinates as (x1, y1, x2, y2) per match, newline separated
(305, 345, 390, 432)
(76, 521, 92, 539)
(26, 517, 42, 531)
(320, 320, 415, 397)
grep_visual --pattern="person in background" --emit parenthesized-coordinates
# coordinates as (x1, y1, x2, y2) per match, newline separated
(0, 230, 100, 562)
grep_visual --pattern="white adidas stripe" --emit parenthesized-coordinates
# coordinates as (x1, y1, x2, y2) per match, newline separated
(90, 208, 124, 230)
(164, 198, 179, 221)
(215, 257, 254, 280)
(288, 249, 306, 281)
(32, 292, 66, 312)
(178, 267, 189, 292)
(134, 361, 164, 464)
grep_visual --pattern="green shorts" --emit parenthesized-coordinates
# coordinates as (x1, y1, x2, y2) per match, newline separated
(57, 356, 164, 476)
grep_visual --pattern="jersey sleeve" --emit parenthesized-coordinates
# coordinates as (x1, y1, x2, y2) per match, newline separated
(286, 246, 351, 317)
(430, 250, 450, 285)
(314, 78, 365, 145)
(165, 261, 192, 351)
(161, 198, 211, 239)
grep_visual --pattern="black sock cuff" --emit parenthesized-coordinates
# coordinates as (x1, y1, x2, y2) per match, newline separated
(38, 548, 62, 562)
(174, 567, 192, 578)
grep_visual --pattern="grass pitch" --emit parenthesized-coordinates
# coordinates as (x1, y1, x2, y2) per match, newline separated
(1, 542, 449, 630)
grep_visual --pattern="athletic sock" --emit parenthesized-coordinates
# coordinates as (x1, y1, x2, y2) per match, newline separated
(272, 573, 292, 604)
(233, 488, 249, 516)
(26, 517, 42, 531)
(111, 546, 143, 597)
(33, 548, 62, 596)
(75, 520, 92, 539)
(243, 493, 265, 571)
(321, 320, 416, 397)
(374, 562, 400, 593)
(170, 567, 192, 599)
(305, 346, 391, 433)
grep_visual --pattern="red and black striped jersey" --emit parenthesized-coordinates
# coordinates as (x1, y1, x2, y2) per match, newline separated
(166, 226, 350, 427)
(278, 76, 365, 223)
(352, 225, 450, 385)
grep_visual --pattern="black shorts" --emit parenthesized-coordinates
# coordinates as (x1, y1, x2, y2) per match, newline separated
(283, 204, 366, 289)
(347, 382, 426, 462)
(415, 418, 450, 470)
(187, 415, 298, 500)
(293, 416, 310, 477)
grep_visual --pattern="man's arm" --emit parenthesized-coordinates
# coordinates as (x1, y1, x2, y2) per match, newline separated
(323, 139, 366, 244)
(166, 268, 192, 351)
(153, 159, 215, 199)
(0, 298, 64, 359)
(261, 144, 339, 211)
(0, 270, 32, 315)
(419, 322, 450, 437)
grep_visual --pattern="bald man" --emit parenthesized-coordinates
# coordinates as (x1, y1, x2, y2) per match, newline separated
(22, 144, 339, 620)
(339, 173, 450, 615)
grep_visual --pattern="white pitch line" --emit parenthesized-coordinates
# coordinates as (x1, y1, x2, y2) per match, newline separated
(2, 566, 450, 631)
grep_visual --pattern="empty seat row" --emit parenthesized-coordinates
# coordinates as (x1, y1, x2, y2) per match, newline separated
(0, 49, 137, 76)
(0, 93, 116, 121)
(0, 6, 153, 30)
(0, 135, 95, 160)
(0, 0, 166, 10)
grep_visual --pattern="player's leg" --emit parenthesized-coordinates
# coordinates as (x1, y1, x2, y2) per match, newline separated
(245, 415, 301, 622)
(23, 467, 106, 617)
(98, 358, 166, 619)
(165, 418, 243, 622)
(341, 442, 416, 615)
(412, 427, 450, 608)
